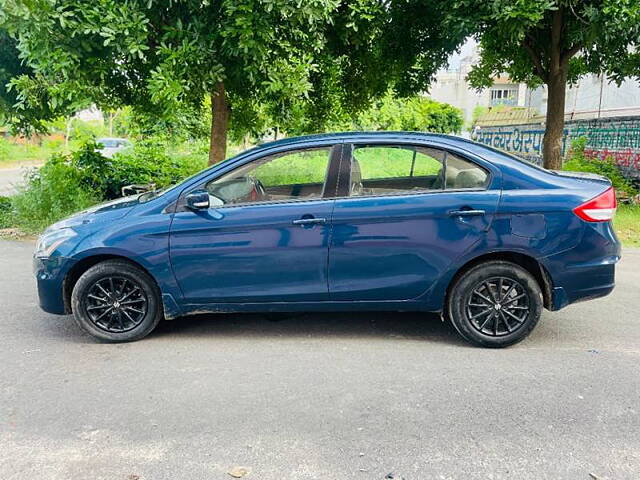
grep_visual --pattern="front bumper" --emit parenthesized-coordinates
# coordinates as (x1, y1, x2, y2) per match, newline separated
(33, 255, 76, 315)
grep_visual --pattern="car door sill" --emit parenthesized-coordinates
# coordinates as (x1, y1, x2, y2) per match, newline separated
(178, 300, 434, 315)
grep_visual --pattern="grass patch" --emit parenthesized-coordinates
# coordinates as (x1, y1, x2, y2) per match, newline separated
(0, 138, 69, 165)
(614, 205, 640, 248)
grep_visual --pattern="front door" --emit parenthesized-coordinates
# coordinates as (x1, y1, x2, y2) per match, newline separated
(328, 143, 500, 301)
(170, 145, 339, 303)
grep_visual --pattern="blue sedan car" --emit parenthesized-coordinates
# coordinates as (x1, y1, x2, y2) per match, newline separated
(34, 132, 621, 347)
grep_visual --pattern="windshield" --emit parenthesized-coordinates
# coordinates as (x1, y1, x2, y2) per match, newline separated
(138, 187, 172, 203)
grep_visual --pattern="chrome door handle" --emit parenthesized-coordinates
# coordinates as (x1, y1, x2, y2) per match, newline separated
(292, 217, 327, 226)
(449, 209, 486, 217)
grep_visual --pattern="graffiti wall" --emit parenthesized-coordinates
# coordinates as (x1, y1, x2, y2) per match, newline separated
(474, 116, 640, 178)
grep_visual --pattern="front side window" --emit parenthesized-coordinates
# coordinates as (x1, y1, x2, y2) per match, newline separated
(348, 145, 488, 197)
(205, 147, 331, 206)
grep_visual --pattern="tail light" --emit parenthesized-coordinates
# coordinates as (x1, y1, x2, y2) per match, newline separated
(573, 187, 617, 222)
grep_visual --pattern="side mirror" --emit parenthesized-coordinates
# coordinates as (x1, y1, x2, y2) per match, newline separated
(185, 189, 210, 210)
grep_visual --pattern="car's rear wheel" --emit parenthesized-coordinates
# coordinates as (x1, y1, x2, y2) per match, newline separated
(71, 260, 163, 342)
(447, 261, 542, 348)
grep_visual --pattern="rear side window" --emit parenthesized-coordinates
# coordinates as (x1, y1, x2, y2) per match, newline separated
(348, 145, 488, 197)
(445, 154, 489, 189)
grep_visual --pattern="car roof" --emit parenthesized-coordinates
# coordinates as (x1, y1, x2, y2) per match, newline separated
(253, 131, 475, 150)
(262, 130, 554, 168)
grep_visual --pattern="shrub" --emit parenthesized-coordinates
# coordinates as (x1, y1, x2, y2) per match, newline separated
(0, 195, 13, 228)
(4, 138, 208, 232)
(354, 93, 464, 134)
(68, 140, 114, 195)
(11, 156, 100, 232)
(564, 137, 638, 197)
(42, 139, 207, 200)
(97, 138, 207, 198)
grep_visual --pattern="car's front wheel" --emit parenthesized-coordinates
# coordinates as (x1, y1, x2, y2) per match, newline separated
(71, 260, 163, 342)
(447, 261, 542, 348)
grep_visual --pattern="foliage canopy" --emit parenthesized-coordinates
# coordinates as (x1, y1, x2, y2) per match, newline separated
(456, 0, 640, 168)
(0, 0, 467, 161)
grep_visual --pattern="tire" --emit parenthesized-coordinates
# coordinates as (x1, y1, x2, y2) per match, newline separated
(71, 260, 163, 342)
(447, 261, 542, 348)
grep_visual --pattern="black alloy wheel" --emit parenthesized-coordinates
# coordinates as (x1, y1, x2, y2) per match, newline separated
(71, 260, 163, 342)
(448, 261, 543, 348)
(84, 276, 148, 333)
(465, 276, 530, 337)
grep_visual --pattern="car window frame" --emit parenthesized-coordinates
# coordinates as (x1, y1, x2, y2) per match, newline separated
(174, 142, 344, 212)
(338, 142, 492, 199)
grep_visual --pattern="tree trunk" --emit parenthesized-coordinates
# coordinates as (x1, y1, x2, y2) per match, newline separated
(65, 117, 72, 150)
(542, 69, 567, 170)
(208, 82, 229, 165)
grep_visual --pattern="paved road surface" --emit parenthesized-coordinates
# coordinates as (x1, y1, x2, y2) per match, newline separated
(0, 162, 38, 196)
(1, 239, 639, 479)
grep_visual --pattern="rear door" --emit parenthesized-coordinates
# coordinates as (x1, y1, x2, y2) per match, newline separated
(328, 143, 501, 301)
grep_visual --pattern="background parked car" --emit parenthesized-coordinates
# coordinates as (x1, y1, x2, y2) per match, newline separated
(96, 137, 133, 158)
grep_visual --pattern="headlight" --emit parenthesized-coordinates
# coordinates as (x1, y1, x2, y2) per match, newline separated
(34, 228, 78, 258)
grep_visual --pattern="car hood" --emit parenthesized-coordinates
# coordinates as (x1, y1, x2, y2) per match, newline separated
(46, 195, 140, 232)
(79, 195, 141, 216)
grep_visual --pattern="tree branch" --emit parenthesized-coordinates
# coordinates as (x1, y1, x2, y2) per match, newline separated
(523, 35, 548, 82)
(561, 43, 582, 64)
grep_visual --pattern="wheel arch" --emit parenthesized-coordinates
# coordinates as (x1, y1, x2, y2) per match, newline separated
(63, 254, 156, 314)
(445, 251, 553, 311)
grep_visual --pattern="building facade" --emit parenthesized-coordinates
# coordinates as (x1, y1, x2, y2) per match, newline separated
(428, 41, 640, 124)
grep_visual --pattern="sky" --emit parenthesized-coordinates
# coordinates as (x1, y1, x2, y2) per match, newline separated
(445, 38, 478, 71)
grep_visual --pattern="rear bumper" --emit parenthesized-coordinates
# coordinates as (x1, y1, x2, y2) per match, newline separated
(543, 221, 620, 310)
(550, 263, 616, 310)
(33, 255, 75, 315)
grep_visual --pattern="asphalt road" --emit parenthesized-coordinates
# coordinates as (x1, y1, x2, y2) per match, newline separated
(1, 239, 639, 480)
(0, 162, 38, 196)
(0, 166, 23, 196)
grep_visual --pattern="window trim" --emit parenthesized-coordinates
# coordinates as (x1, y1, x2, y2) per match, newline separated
(175, 143, 343, 212)
(339, 142, 492, 200)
